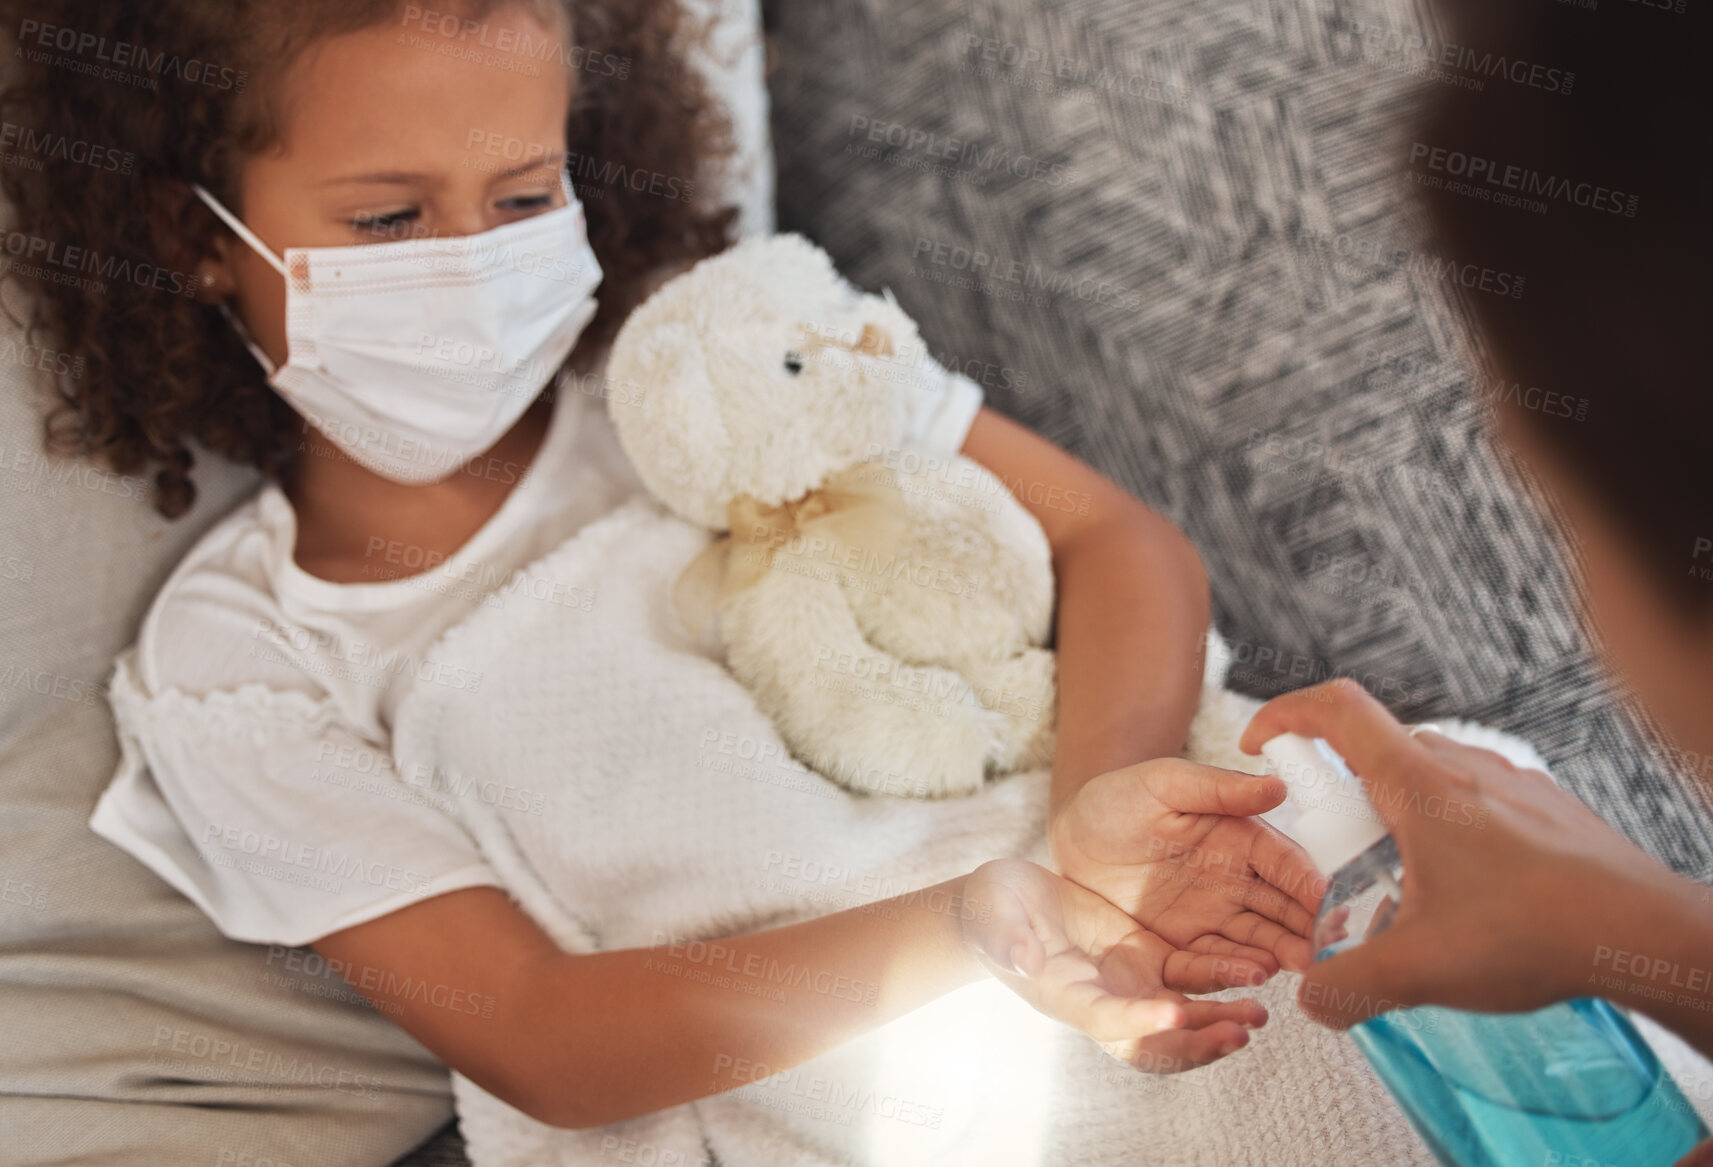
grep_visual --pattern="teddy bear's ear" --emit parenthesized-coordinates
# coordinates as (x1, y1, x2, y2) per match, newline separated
(607, 319, 738, 531)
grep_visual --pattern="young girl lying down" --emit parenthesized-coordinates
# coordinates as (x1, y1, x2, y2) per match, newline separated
(0, 2, 1387, 1163)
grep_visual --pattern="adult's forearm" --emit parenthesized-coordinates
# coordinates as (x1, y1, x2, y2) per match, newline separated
(1047, 509, 1210, 823)
(1580, 867, 1713, 1061)
(507, 874, 985, 1128)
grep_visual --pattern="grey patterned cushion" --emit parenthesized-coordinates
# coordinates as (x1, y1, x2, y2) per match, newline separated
(760, 0, 1713, 877)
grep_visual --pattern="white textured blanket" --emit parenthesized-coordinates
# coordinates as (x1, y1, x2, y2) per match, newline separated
(391, 496, 1713, 1167)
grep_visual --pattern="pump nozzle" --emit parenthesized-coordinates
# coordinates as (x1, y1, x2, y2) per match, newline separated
(1260, 733, 1389, 875)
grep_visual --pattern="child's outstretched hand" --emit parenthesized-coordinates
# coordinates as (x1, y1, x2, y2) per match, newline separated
(962, 858, 1270, 1073)
(1050, 759, 1324, 984)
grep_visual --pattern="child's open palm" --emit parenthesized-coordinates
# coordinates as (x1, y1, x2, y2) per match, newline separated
(1049, 759, 1324, 984)
(963, 858, 1271, 1073)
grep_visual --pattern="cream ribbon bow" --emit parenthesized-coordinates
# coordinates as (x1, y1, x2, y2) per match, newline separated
(673, 462, 912, 637)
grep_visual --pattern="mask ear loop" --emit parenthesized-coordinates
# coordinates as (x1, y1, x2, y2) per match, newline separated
(189, 183, 287, 378)
(191, 183, 291, 279)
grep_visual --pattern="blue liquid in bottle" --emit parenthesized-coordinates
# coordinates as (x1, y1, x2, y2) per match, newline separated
(1320, 835, 1709, 1166)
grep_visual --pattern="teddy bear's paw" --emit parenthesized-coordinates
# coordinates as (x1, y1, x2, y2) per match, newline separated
(913, 754, 993, 800)
(755, 659, 1009, 800)
(1004, 720, 1056, 775)
(956, 648, 1057, 774)
(804, 722, 994, 800)
(887, 700, 1009, 799)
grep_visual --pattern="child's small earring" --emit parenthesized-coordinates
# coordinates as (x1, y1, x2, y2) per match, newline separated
(196, 269, 230, 302)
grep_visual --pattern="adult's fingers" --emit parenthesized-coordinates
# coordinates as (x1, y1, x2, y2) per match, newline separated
(1295, 923, 1430, 1029)
(1672, 1136, 1713, 1167)
(1238, 680, 1446, 832)
(1410, 727, 1559, 791)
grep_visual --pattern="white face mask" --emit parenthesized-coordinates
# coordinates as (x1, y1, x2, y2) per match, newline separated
(192, 173, 603, 485)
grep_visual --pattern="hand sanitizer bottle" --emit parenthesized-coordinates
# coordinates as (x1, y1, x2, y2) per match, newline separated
(1260, 732, 1709, 1166)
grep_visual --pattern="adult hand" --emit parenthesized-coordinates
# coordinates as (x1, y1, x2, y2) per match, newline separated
(962, 858, 1269, 1072)
(1240, 679, 1708, 1030)
(1676, 1137, 1713, 1167)
(1049, 758, 1323, 984)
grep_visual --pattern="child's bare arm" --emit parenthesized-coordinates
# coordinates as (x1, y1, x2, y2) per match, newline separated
(959, 407, 1211, 820)
(314, 859, 1269, 1129)
(314, 879, 981, 1129)
(957, 415, 1322, 978)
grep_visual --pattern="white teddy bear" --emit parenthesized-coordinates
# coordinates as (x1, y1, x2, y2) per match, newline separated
(604, 234, 1560, 811)
(607, 234, 1058, 798)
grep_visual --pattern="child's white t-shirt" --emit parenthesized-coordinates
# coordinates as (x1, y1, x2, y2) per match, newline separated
(88, 362, 983, 947)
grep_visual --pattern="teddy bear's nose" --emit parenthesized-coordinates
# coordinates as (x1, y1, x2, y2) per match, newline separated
(855, 323, 893, 357)
(783, 352, 804, 375)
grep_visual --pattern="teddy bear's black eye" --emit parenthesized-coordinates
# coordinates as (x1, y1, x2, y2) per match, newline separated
(783, 352, 804, 375)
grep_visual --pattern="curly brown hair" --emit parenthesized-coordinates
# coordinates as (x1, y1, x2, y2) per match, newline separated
(0, 0, 737, 518)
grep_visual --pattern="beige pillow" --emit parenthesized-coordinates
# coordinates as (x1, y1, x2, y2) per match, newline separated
(0, 294, 458, 1163)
